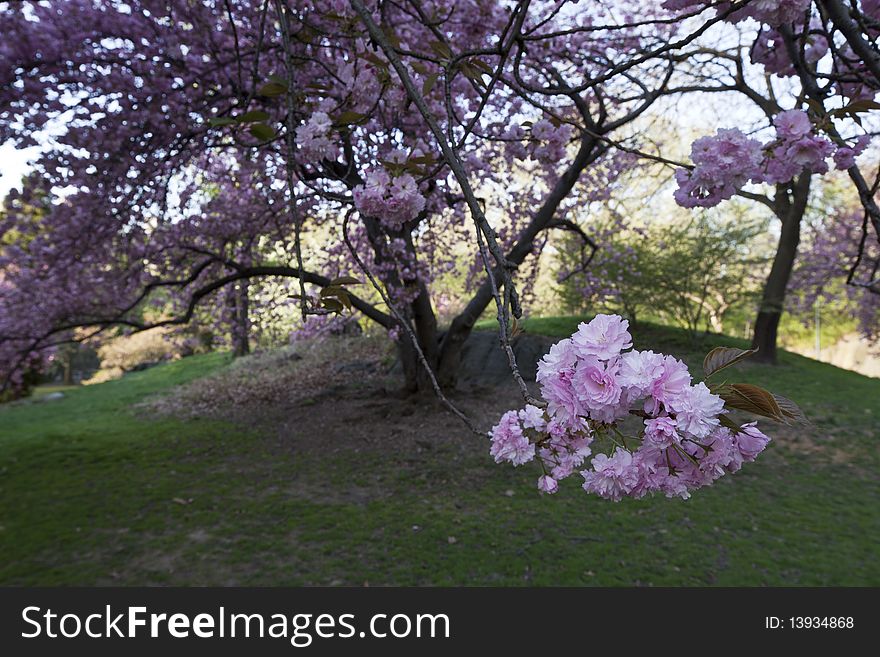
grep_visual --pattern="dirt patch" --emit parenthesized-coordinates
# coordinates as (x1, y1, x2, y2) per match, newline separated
(143, 334, 540, 447)
(139, 336, 393, 422)
(143, 334, 858, 481)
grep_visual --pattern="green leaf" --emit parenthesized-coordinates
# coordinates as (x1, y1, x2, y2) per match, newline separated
(428, 40, 452, 59)
(459, 63, 485, 89)
(237, 110, 270, 123)
(703, 346, 758, 378)
(329, 276, 362, 286)
(333, 289, 352, 310)
(422, 72, 440, 96)
(320, 297, 344, 313)
(471, 58, 494, 74)
(320, 285, 344, 298)
(207, 117, 236, 127)
(718, 414, 742, 433)
(805, 98, 825, 116)
(362, 52, 389, 69)
(334, 110, 366, 126)
(258, 82, 287, 97)
(381, 25, 401, 49)
(248, 123, 275, 141)
(845, 99, 880, 113)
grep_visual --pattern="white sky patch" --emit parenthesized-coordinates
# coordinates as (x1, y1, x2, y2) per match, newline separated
(0, 141, 39, 200)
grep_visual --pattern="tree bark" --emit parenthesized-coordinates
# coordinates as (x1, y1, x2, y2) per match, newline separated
(231, 280, 250, 358)
(62, 351, 73, 386)
(751, 175, 811, 363)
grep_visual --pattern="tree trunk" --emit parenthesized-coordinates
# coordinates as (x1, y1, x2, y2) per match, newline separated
(231, 281, 250, 358)
(396, 337, 441, 394)
(751, 175, 811, 363)
(62, 352, 73, 386)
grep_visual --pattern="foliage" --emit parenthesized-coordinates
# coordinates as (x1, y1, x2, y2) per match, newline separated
(85, 326, 201, 385)
(558, 213, 768, 338)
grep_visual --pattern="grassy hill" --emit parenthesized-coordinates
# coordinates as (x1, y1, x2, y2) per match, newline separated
(1, 318, 878, 585)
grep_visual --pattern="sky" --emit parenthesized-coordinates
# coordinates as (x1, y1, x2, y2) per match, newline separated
(0, 141, 39, 200)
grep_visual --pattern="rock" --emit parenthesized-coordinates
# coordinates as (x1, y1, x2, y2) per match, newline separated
(457, 331, 555, 384)
(387, 330, 555, 385)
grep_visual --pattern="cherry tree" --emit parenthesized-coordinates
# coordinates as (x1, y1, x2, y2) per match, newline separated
(664, 0, 880, 361)
(0, 0, 701, 401)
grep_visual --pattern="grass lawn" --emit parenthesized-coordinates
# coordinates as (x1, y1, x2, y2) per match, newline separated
(1, 317, 878, 586)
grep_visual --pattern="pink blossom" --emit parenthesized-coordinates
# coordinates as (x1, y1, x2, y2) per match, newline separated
(489, 411, 535, 466)
(644, 415, 680, 448)
(573, 355, 622, 409)
(352, 169, 426, 229)
(673, 128, 764, 208)
(296, 111, 339, 163)
(735, 422, 771, 461)
(645, 355, 692, 413)
(571, 313, 633, 360)
(773, 110, 812, 139)
(667, 382, 725, 438)
(581, 450, 640, 501)
(486, 318, 777, 501)
(537, 475, 559, 494)
(697, 427, 737, 478)
(618, 349, 665, 396)
(519, 404, 547, 431)
(530, 118, 573, 164)
(833, 135, 871, 170)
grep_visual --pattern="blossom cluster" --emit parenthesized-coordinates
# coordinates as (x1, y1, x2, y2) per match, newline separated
(673, 128, 764, 208)
(529, 119, 574, 164)
(751, 23, 827, 77)
(295, 111, 339, 163)
(489, 314, 771, 500)
(763, 109, 834, 183)
(353, 168, 427, 229)
(662, 0, 811, 28)
(674, 110, 863, 208)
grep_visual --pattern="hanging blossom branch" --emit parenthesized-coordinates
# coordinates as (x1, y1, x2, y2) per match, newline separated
(489, 314, 806, 499)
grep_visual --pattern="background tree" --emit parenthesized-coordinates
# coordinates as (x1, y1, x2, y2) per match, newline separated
(664, 0, 880, 361)
(557, 208, 767, 339)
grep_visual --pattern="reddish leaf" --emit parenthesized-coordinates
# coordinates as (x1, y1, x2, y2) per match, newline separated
(703, 346, 757, 377)
(773, 394, 809, 425)
(719, 383, 783, 421)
